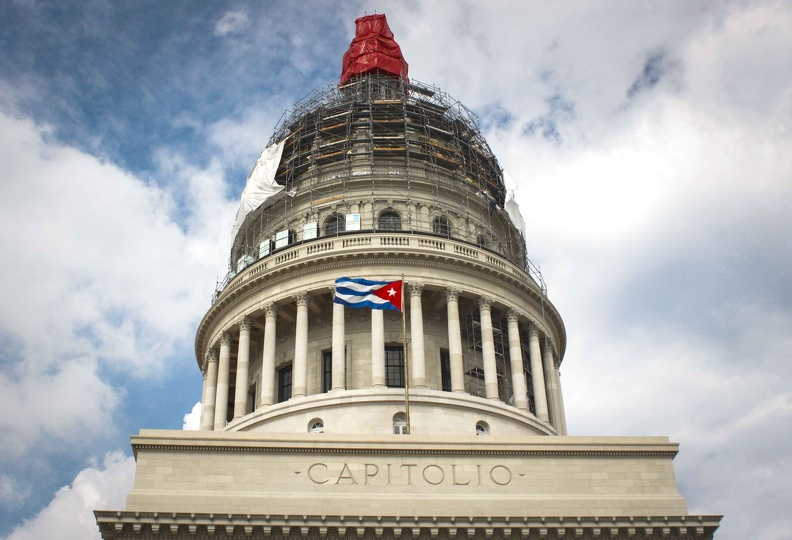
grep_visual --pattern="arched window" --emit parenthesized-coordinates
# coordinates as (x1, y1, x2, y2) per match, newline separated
(324, 213, 345, 236)
(433, 215, 451, 237)
(378, 210, 401, 231)
(393, 412, 409, 435)
(308, 418, 324, 433)
(475, 421, 490, 436)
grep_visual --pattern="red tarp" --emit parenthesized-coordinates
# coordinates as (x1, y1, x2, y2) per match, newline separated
(340, 14, 409, 84)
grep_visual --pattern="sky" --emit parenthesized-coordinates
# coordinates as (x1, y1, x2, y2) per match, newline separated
(0, 1, 790, 538)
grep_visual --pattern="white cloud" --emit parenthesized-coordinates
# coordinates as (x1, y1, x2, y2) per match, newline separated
(0, 108, 236, 460)
(214, 9, 249, 37)
(182, 401, 202, 430)
(7, 451, 135, 540)
(206, 100, 285, 169)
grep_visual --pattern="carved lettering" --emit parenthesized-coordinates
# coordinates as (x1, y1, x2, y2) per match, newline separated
(335, 463, 357, 485)
(489, 465, 512, 486)
(364, 464, 379, 485)
(400, 464, 418, 485)
(451, 464, 470, 486)
(307, 463, 328, 484)
(304, 462, 515, 488)
(422, 465, 445, 485)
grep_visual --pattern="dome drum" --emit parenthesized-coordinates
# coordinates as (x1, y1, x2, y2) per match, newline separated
(195, 252, 566, 437)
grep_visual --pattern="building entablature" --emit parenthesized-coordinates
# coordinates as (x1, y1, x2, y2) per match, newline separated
(95, 510, 721, 540)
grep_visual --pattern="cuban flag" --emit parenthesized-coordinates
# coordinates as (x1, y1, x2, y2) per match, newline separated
(333, 277, 403, 311)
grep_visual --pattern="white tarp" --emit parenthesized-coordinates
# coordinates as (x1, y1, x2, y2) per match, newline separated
(345, 213, 361, 231)
(231, 140, 286, 241)
(505, 193, 526, 237)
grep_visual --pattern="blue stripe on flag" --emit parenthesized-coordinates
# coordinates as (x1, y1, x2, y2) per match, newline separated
(335, 286, 374, 296)
(335, 276, 390, 286)
(334, 297, 399, 310)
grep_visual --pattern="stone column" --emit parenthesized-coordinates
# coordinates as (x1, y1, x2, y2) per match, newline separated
(551, 345, 568, 435)
(529, 325, 549, 422)
(507, 311, 529, 410)
(292, 293, 308, 398)
(259, 304, 277, 406)
(200, 350, 218, 431)
(479, 298, 499, 400)
(557, 369, 568, 435)
(371, 309, 385, 387)
(446, 289, 465, 392)
(199, 366, 209, 420)
(409, 283, 427, 388)
(331, 292, 346, 391)
(233, 317, 251, 419)
(542, 336, 561, 430)
(213, 333, 231, 430)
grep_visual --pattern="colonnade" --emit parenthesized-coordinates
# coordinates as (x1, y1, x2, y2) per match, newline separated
(199, 285, 566, 434)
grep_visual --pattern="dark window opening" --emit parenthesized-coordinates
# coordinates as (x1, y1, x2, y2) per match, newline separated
(324, 213, 346, 236)
(322, 350, 332, 393)
(433, 215, 451, 237)
(385, 345, 405, 388)
(378, 210, 401, 231)
(277, 363, 292, 403)
(440, 348, 451, 391)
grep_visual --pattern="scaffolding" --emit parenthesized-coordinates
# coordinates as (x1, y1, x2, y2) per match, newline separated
(267, 73, 505, 206)
(218, 72, 547, 302)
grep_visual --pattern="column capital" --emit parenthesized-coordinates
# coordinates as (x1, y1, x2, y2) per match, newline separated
(506, 309, 520, 324)
(409, 282, 423, 296)
(220, 332, 231, 346)
(478, 296, 492, 311)
(262, 303, 277, 317)
(445, 288, 460, 303)
(328, 285, 336, 300)
(239, 316, 252, 332)
(206, 349, 218, 364)
(528, 323, 540, 339)
(294, 293, 308, 308)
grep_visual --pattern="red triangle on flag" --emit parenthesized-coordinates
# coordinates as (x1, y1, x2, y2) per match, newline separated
(372, 280, 403, 311)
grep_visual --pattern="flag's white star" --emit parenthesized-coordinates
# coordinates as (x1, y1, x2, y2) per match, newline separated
(387, 288, 396, 297)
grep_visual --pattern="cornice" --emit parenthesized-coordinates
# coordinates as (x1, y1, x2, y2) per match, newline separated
(95, 511, 722, 538)
(131, 443, 677, 459)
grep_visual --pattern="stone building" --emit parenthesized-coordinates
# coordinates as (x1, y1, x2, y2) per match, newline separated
(95, 14, 721, 539)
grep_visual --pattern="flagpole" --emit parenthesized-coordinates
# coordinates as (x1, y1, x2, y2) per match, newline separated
(401, 274, 411, 434)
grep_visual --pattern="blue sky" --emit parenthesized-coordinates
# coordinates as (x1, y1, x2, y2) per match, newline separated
(1, 2, 791, 539)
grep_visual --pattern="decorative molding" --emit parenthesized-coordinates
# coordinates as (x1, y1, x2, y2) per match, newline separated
(130, 443, 679, 459)
(95, 511, 721, 539)
(239, 316, 252, 332)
